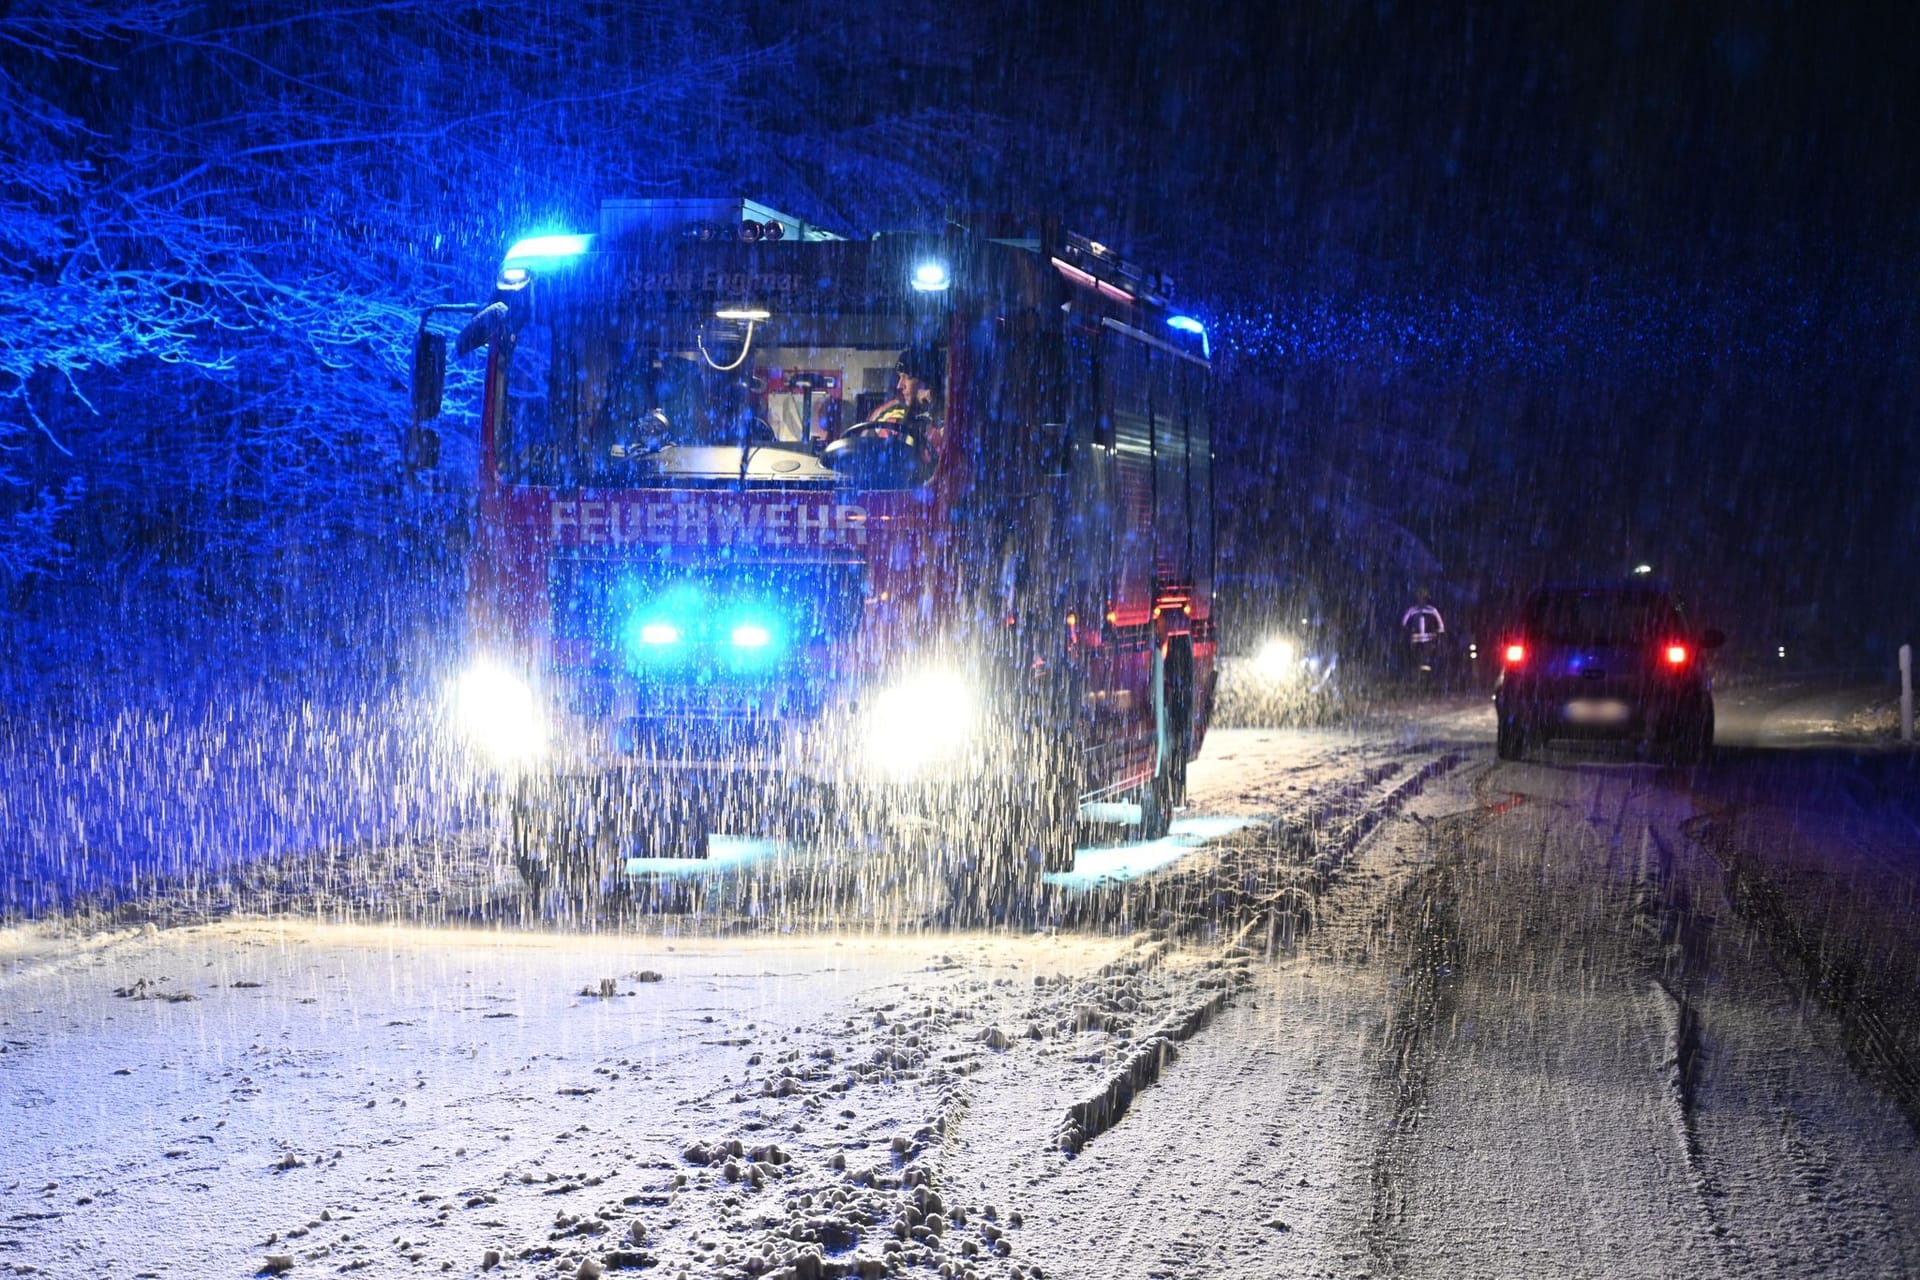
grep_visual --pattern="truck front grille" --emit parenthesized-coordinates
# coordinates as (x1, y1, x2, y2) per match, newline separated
(547, 554, 864, 721)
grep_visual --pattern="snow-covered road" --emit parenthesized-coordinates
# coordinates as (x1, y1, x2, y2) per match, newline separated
(4, 681, 1917, 1278)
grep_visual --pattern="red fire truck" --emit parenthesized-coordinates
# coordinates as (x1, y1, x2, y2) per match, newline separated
(410, 198, 1216, 900)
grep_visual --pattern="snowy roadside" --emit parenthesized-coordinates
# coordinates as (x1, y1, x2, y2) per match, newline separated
(0, 912, 1283, 1278)
(0, 681, 489, 923)
(7, 687, 1919, 1278)
(1, 724, 1455, 1279)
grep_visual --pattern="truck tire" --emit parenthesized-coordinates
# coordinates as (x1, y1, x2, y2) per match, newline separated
(951, 758, 1077, 925)
(508, 781, 612, 913)
(508, 792, 548, 893)
(1164, 642, 1194, 808)
(1137, 762, 1175, 840)
(512, 774, 707, 914)
(950, 817, 1043, 928)
(1134, 642, 1189, 840)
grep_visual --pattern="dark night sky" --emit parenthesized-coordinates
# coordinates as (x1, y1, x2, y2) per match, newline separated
(979, 0, 1920, 655)
(6, 0, 1914, 665)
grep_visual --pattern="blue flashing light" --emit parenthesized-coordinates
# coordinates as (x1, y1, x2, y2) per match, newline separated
(730, 623, 773, 649)
(619, 579, 792, 673)
(623, 582, 705, 664)
(503, 233, 592, 263)
(719, 606, 784, 668)
(1167, 314, 1211, 358)
(911, 260, 951, 292)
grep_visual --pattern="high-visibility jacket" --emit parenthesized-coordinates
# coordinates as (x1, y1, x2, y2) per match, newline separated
(1401, 603, 1445, 644)
(868, 398, 931, 434)
(861, 399, 940, 458)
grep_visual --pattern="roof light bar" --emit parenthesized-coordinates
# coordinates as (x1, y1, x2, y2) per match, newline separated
(503, 233, 592, 263)
(1167, 314, 1212, 358)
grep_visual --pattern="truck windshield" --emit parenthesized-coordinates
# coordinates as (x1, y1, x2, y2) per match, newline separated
(497, 290, 940, 491)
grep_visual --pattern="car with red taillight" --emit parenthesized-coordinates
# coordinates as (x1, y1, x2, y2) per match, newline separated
(1493, 582, 1724, 762)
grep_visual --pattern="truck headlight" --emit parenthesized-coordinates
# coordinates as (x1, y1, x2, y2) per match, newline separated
(452, 660, 546, 764)
(862, 669, 977, 779)
(1251, 637, 1300, 680)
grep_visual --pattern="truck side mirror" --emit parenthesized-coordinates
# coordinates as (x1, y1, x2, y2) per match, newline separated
(411, 328, 447, 423)
(455, 302, 511, 357)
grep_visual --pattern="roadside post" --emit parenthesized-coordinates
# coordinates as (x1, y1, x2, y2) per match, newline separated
(1902, 644, 1913, 744)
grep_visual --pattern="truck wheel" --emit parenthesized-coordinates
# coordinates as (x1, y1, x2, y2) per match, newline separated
(778, 781, 839, 848)
(1039, 740, 1086, 873)
(950, 820, 1041, 927)
(1496, 717, 1528, 761)
(953, 769, 1075, 925)
(1137, 763, 1175, 840)
(1164, 644, 1194, 809)
(509, 778, 622, 915)
(627, 784, 713, 860)
(1136, 641, 1190, 838)
(643, 812, 712, 860)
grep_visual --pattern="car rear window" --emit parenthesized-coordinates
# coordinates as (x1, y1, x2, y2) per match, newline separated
(1523, 591, 1674, 644)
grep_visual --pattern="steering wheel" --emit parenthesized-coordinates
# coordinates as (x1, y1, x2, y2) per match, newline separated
(822, 420, 934, 486)
(834, 420, 925, 451)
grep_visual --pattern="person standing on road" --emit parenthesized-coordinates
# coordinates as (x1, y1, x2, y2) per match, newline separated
(1401, 589, 1447, 676)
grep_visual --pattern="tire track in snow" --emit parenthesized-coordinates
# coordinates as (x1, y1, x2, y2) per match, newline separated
(1360, 812, 1467, 1277)
(1053, 945, 1253, 1154)
(1052, 751, 1466, 1157)
(1350, 766, 1746, 1278)
(944, 961, 1377, 1280)
(1648, 799, 1920, 1275)
(1121, 1024, 1327, 1280)
(1636, 817, 1738, 1256)
(1683, 810, 1920, 1136)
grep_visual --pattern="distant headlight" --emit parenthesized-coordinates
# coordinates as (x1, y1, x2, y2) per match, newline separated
(862, 670, 977, 779)
(1251, 637, 1301, 680)
(452, 661, 545, 765)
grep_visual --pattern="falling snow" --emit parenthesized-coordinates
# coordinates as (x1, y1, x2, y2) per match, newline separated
(5, 5, 1920, 1277)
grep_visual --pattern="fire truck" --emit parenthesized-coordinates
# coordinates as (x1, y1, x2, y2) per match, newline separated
(410, 198, 1216, 900)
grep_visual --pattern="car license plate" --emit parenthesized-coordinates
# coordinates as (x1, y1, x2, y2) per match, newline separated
(1565, 698, 1630, 726)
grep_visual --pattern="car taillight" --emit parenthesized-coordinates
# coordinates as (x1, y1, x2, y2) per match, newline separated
(1503, 642, 1526, 665)
(1664, 643, 1690, 667)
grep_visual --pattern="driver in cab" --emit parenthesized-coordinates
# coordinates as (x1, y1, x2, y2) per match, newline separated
(865, 344, 942, 451)
(821, 344, 942, 485)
